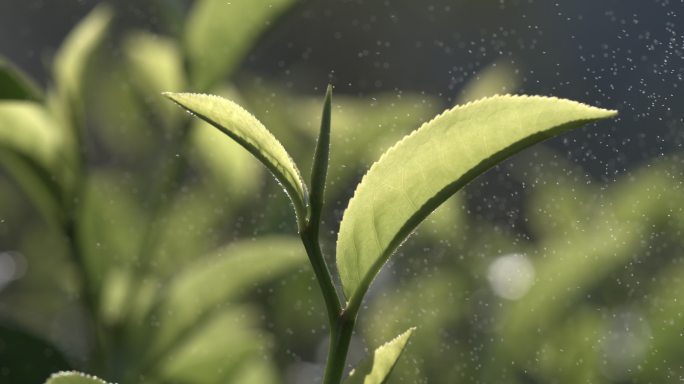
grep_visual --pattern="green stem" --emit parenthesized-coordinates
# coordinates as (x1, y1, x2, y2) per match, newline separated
(323, 309, 357, 384)
(301, 225, 358, 384)
(300, 228, 341, 325)
(301, 84, 359, 384)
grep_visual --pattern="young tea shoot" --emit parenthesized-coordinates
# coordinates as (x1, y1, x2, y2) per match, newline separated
(162, 88, 616, 384)
(39, 87, 616, 384)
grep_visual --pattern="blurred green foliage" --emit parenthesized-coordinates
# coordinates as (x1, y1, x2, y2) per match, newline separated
(0, 1, 681, 384)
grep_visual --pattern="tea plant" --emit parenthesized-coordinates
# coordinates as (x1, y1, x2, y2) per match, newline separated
(154, 89, 615, 384)
(16, 1, 684, 383)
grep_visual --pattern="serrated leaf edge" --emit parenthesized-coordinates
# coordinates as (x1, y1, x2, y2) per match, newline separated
(46, 371, 113, 384)
(163, 91, 310, 228)
(342, 94, 616, 227)
(337, 94, 617, 304)
(346, 327, 416, 382)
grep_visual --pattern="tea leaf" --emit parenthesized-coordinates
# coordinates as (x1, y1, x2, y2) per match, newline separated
(190, 120, 263, 202)
(78, 171, 145, 280)
(309, 85, 333, 229)
(0, 102, 62, 168)
(44, 372, 110, 384)
(123, 32, 186, 128)
(0, 58, 43, 101)
(184, 0, 299, 90)
(0, 102, 66, 226)
(53, 5, 112, 101)
(344, 327, 415, 384)
(164, 92, 309, 228)
(153, 306, 269, 384)
(0, 150, 64, 228)
(142, 236, 305, 361)
(337, 95, 617, 303)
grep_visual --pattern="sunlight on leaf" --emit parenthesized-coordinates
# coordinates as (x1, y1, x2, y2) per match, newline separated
(345, 327, 415, 384)
(190, 118, 263, 203)
(164, 92, 309, 229)
(44, 371, 110, 384)
(336, 95, 617, 305)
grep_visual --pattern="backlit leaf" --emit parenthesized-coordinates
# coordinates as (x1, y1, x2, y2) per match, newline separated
(336, 95, 616, 304)
(44, 372, 110, 384)
(164, 92, 309, 229)
(345, 327, 415, 384)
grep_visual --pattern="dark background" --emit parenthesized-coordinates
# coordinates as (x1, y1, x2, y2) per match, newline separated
(1, 0, 682, 176)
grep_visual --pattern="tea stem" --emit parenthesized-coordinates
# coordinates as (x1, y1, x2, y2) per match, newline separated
(300, 227, 341, 325)
(323, 308, 357, 384)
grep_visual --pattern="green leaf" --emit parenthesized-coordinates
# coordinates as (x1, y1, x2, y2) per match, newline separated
(78, 171, 145, 282)
(53, 5, 112, 100)
(229, 356, 281, 384)
(123, 31, 186, 128)
(163, 92, 309, 229)
(152, 306, 270, 384)
(190, 118, 263, 203)
(458, 60, 521, 103)
(336, 95, 617, 304)
(0, 102, 67, 226)
(184, 0, 299, 90)
(344, 327, 415, 384)
(0, 58, 43, 101)
(0, 102, 62, 168)
(309, 84, 333, 229)
(0, 150, 65, 228)
(44, 372, 110, 384)
(141, 236, 305, 361)
(146, 186, 226, 277)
